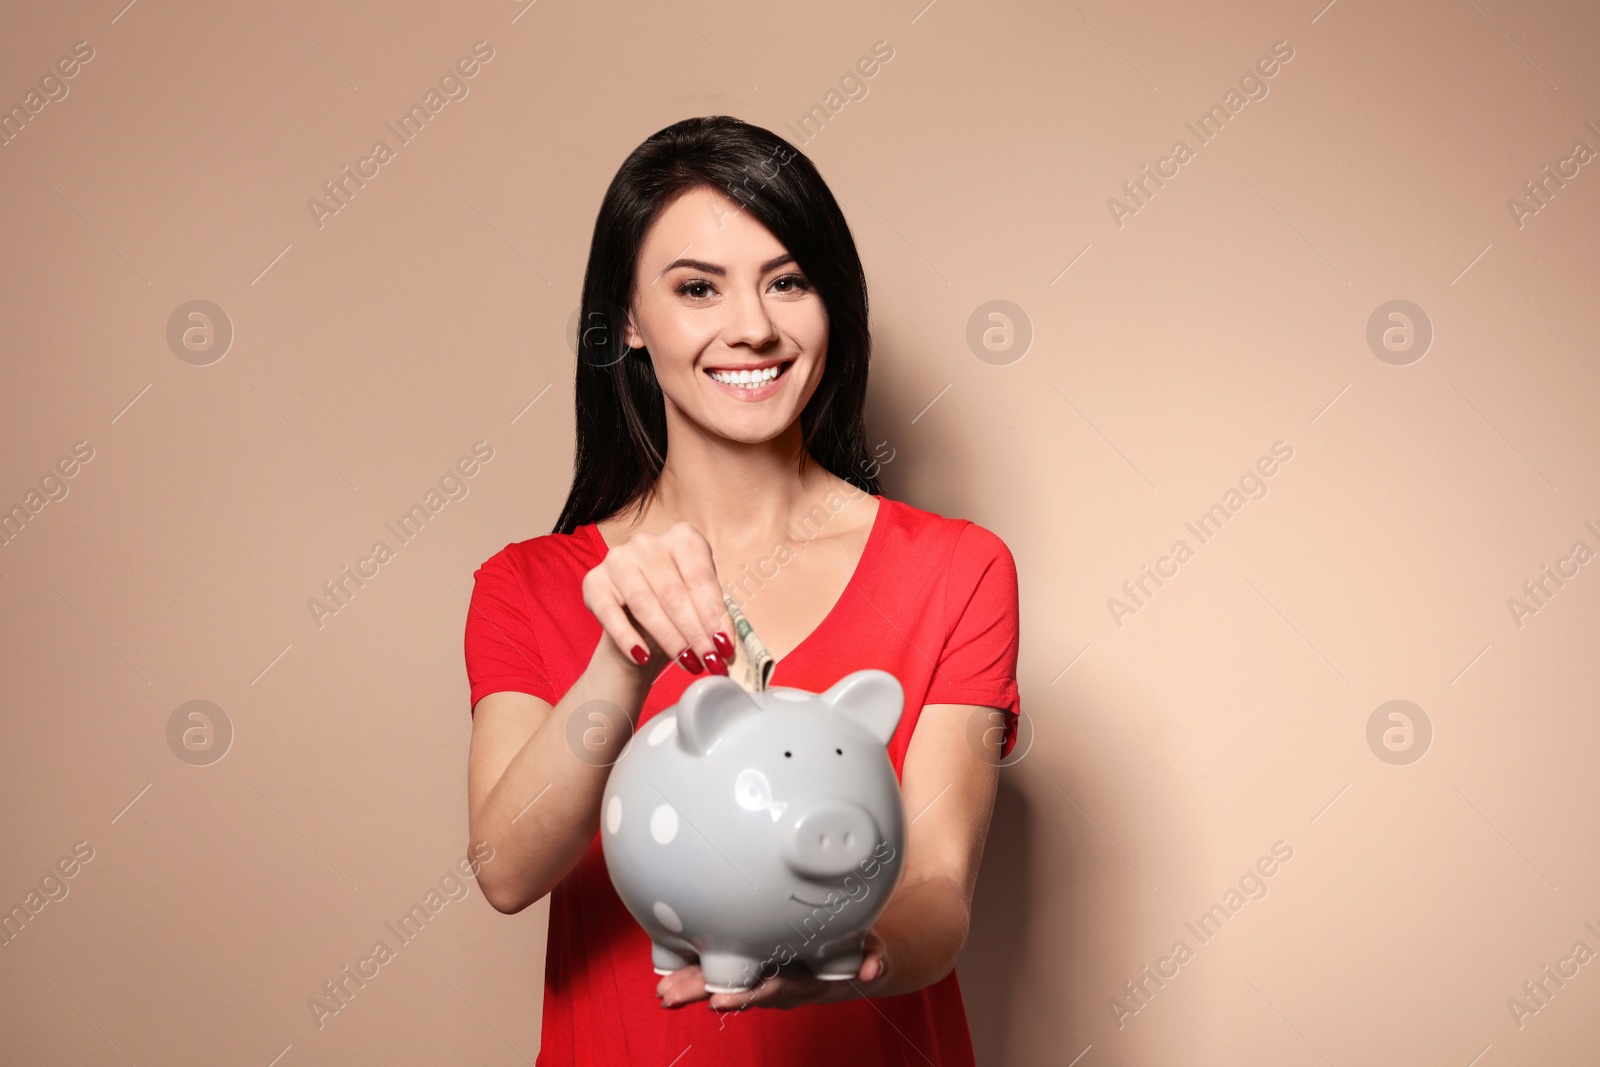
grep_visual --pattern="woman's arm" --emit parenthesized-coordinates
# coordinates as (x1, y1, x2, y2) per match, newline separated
(658, 700, 1003, 1009)
(468, 522, 733, 913)
(468, 636, 656, 913)
(854, 700, 1002, 997)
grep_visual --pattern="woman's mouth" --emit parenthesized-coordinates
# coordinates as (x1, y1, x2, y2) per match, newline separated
(704, 359, 794, 400)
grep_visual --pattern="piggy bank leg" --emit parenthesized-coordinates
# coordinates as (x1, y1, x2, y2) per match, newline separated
(809, 948, 864, 981)
(698, 951, 764, 993)
(652, 942, 696, 976)
(809, 933, 867, 981)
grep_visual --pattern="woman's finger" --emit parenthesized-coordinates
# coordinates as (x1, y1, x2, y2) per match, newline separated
(666, 526, 732, 660)
(657, 966, 709, 1008)
(581, 569, 655, 665)
(859, 932, 889, 983)
(708, 979, 772, 1012)
(603, 557, 691, 670)
(635, 531, 720, 672)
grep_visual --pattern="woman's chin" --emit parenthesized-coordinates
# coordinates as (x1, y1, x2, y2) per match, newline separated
(696, 408, 798, 445)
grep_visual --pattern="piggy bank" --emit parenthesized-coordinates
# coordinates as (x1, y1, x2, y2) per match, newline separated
(601, 669, 907, 993)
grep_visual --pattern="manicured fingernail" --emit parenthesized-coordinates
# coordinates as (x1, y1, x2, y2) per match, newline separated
(712, 631, 734, 659)
(630, 644, 650, 665)
(703, 651, 728, 676)
(677, 648, 704, 674)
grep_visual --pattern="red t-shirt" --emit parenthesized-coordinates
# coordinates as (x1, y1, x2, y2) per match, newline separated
(463, 494, 1021, 1066)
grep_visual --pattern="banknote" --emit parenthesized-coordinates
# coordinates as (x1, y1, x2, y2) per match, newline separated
(722, 595, 774, 693)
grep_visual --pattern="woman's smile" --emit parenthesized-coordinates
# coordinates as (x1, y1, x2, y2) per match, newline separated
(703, 357, 796, 401)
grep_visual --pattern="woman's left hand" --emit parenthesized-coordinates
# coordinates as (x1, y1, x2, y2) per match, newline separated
(655, 930, 891, 1012)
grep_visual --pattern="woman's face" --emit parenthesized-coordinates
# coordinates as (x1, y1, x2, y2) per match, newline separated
(623, 185, 828, 444)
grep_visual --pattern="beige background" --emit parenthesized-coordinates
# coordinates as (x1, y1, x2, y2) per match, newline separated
(2, 0, 1597, 1063)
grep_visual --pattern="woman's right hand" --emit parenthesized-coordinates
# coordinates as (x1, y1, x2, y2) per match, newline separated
(581, 521, 735, 677)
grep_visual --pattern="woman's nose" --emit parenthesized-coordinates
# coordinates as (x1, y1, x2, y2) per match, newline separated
(722, 289, 779, 348)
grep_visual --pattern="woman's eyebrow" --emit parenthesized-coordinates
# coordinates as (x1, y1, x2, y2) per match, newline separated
(660, 253, 795, 277)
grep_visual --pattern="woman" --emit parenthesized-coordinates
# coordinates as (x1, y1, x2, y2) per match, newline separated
(463, 115, 1021, 1065)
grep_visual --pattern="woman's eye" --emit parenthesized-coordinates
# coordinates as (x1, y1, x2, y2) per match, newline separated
(677, 274, 806, 300)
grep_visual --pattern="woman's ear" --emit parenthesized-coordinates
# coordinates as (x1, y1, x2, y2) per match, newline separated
(623, 312, 644, 350)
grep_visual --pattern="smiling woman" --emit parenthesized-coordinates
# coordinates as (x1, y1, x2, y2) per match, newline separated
(461, 115, 1021, 1067)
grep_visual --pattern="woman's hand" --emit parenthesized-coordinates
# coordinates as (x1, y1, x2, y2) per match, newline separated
(582, 521, 733, 678)
(654, 930, 892, 1012)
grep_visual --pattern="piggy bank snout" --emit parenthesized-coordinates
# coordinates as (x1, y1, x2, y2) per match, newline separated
(782, 801, 878, 879)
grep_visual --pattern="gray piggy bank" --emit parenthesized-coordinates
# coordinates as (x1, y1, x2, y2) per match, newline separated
(601, 669, 907, 993)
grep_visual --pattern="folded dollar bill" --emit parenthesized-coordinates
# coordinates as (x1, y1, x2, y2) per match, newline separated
(722, 595, 774, 693)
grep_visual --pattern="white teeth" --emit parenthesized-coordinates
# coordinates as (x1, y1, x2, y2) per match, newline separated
(709, 364, 781, 387)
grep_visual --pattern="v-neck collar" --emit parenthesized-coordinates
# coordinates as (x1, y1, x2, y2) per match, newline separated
(581, 494, 890, 678)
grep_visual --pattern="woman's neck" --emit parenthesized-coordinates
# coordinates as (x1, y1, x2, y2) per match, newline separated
(600, 421, 856, 555)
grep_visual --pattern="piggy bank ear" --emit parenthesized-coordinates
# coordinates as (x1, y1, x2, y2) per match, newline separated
(819, 669, 903, 746)
(676, 675, 760, 755)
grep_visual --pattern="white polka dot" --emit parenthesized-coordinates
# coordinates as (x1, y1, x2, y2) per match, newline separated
(648, 716, 677, 746)
(653, 900, 683, 932)
(605, 794, 622, 834)
(650, 804, 679, 844)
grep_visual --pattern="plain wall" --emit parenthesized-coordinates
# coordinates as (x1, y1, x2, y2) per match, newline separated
(2, 0, 1597, 1063)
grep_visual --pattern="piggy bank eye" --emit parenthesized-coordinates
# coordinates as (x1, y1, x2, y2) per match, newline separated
(835, 747, 842, 755)
(784, 751, 791, 758)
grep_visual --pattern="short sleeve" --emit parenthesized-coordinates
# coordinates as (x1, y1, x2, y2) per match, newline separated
(924, 523, 1022, 759)
(463, 548, 557, 713)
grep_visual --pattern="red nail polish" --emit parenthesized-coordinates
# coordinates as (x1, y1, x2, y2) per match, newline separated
(712, 631, 734, 659)
(630, 644, 650, 665)
(677, 648, 703, 674)
(703, 651, 728, 676)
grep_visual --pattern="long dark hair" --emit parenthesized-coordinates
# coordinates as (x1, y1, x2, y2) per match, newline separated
(552, 115, 880, 535)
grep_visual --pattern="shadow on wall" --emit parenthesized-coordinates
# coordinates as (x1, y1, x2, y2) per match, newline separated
(868, 346, 977, 519)
(960, 773, 1034, 1066)
(958, 665, 1204, 1064)
(867, 353, 1195, 1062)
